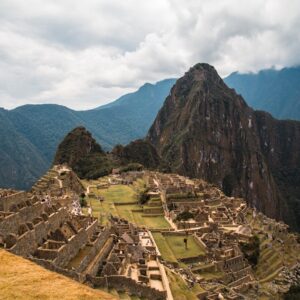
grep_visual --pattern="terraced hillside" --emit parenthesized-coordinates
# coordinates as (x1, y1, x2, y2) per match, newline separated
(82, 180, 171, 230)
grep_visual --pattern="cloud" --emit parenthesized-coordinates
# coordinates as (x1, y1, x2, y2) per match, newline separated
(0, 0, 299, 109)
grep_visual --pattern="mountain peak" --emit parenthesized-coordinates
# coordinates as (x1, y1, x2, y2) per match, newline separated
(186, 63, 221, 83)
(148, 63, 300, 231)
(53, 126, 104, 168)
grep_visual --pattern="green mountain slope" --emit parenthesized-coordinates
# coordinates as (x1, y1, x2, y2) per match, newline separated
(224, 66, 300, 120)
(0, 108, 48, 189)
(0, 79, 175, 189)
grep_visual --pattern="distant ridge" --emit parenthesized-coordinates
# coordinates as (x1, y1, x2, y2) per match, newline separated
(0, 79, 175, 189)
(225, 66, 300, 120)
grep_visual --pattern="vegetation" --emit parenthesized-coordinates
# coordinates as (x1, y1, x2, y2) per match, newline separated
(119, 163, 143, 173)
(112, 139, 162, 169)
(0, 78, 176, 189)
(82, 181, 170, 229)
(152, 233, 205, 262)
(166, 268, 200, 300)
(175, 211, 194, 221)
(240, 235, 260, 266)
(164, 235, 205, 259)
(134, 179, 150, 204)
(151, 232, 178, 263)
(284, 285, 300, 300)
(53, 127, 117, 180)
(0, 249, 114, 300)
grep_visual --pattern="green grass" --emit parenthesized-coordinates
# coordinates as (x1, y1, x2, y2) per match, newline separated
(164, 235, 205, 259)
(133, 213, 170, 229)
(82, 182, 170, 229)
(95, 185, 137, 203)
(152, 233, 205, 263)
(152, 232, 178, 263)
(166, 268, 199, 300)
(197, 271, 224, 280)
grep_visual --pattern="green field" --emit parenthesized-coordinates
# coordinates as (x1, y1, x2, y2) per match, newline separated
(152, 232, 206, 263)
(94, 184, 137, 203)
(166, 268, 205, 300)
(82, 181, 170, 229)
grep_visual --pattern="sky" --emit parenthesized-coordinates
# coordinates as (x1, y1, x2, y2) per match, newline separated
(0, 0, 300, 110)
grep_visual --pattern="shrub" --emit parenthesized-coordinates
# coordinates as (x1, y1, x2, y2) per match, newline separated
(239, 235, 260, 266)
(176, 211, 194, 221)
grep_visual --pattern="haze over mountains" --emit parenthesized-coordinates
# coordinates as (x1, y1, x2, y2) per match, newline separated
(1, 66, 300, 191)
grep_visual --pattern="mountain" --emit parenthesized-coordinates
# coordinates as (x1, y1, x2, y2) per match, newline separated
(53, 126, 114, 179)
(0, 79, 175, 189)
(54, 127, 162, 178)
(148, 63, 300, 231)
(224, 66, 300, 120)
(111, 139, 162, 170)
(96, 78, 176, 134)
(0, 108, 48, 190)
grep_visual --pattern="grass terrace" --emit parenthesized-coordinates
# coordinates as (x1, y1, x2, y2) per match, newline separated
(166, 268, 205, 300)
(82, 180, 171, 229)
(152, 232, 206, 263)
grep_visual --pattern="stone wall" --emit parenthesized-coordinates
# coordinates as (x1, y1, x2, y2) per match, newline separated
(0, 191, 27, 211)
(5, 207, 70, 256)
(77, 228, 112, 275)
(88, 275, 167, 300)
(54, 228, 88, 267)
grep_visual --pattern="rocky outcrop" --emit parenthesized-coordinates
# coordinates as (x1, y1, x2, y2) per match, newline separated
(54, 128, 164, 179)
(111, 139, 162, 169)
(148, 63, 300, 230)
(53, 127, 114, 179)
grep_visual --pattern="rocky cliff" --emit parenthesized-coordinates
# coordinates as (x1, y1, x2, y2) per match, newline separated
(148, 63, 300, 230)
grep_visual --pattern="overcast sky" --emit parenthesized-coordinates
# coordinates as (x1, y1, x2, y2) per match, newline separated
(0, 0, 299, 110)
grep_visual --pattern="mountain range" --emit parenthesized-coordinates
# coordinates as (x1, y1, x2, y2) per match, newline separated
(52, 63, 300, 231)
(0, 79, 175, 189)
(1, 66, 300, 191)
(224, 66, 300, 120)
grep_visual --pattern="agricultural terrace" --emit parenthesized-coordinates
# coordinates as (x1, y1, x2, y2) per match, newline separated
(81, 178, 171, 230)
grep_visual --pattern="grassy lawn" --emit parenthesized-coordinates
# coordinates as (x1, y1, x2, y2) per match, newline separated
(166, 268, 200, 300)
(152, 232, 178, 263)
(93, 185, 138, 203)
(141, 216, 170, 229)
(152, 233, 205, 263)
(83, 181, 170, 229)
(198, 271, 224, 280)
(164, 235, 205, 260)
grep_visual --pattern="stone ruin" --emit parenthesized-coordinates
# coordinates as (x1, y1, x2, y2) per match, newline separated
(143, 171, 265, 299)
(32, 164, 84, 198)
(0, 188, 169, 300)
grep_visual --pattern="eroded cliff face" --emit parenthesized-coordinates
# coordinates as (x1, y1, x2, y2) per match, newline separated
(147, 63, 300, 230)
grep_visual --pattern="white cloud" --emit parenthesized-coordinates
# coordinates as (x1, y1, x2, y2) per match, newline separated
(0, 0, 299, 110)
